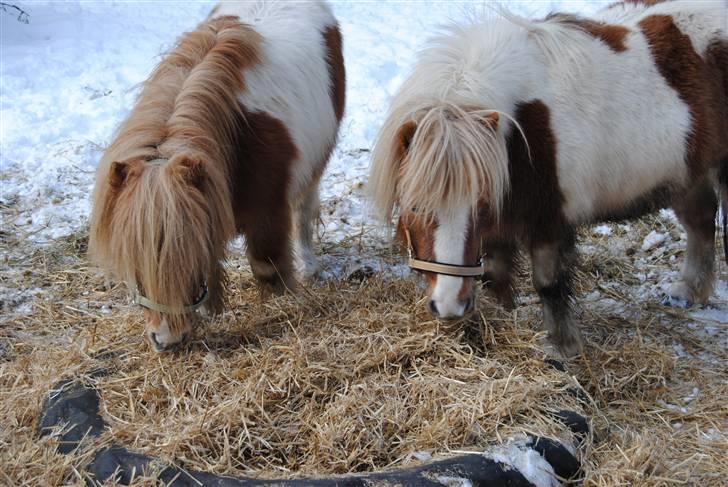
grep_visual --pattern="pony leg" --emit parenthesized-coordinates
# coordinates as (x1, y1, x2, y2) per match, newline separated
(669, 181, 718, 305)
(293, 184, 321, 279)
(530, 233, 583, 358)
(245, 209, 296, 297)
(481, 240, 518, 310)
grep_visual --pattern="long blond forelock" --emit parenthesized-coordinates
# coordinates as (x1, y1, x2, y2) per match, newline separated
(89, 16, 256, 323)
(370, 101, 510, 223)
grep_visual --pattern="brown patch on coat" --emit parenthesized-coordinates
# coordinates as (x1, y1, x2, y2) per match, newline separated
(640, 15, 728, 177)
(455, 218, 482, 303)
(397, 213, 437, 289)
(323, 24, 346, 123)
(299, 24, 347, 192)
(550, 14, 630, 52)
(229, 105, 298, 291)
(486, 100, 566, 246)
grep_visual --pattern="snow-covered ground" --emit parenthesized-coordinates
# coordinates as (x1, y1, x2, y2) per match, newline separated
(1, 1, 607, 241)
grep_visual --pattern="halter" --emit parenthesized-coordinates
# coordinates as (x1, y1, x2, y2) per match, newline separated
(403, 227, 487, 278)
(133, 283, 209, 314)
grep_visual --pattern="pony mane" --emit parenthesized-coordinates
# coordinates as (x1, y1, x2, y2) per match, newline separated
(369, 8, 620, 222)
(89, 16, 261, 322)
(370, 99, 509, 222)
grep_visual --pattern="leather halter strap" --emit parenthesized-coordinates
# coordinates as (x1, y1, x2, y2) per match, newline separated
(133, 283, 209, 314)
(403, 228, 486, 278)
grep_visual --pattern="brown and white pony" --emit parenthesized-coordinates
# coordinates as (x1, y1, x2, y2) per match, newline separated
(89, 1, 345, 351)
(370, 0, 727, 357)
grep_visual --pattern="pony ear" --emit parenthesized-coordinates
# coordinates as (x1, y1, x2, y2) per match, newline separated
(109, 161, 132, 189)
(479, 112, 499, 130)
(170, 155, 206, 187)
(397, 121, 417, 154)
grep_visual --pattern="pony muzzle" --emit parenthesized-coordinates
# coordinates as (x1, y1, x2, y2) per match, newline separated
(403, 228, 483, 318)
(134, 283, 208, 352)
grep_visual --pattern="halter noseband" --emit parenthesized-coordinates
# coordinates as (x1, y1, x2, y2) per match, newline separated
(133, 283, 209, 314)
(403, 227, 486, 278)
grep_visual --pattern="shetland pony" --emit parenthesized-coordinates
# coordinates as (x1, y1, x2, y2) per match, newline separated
(370, 0, 727, 357)
(89, 1, 345, 351)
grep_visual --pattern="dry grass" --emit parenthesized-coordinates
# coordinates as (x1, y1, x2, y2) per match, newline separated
(1, 213, 726, 486)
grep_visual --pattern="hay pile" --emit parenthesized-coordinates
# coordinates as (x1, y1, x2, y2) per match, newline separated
(1, 211, 726, 485)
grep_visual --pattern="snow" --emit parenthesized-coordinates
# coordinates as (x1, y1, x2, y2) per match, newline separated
(483, 440, 560, 487)
(435, 476, 473, 487)
(1, 0, 608, 248)
(641, 230, 667, 252)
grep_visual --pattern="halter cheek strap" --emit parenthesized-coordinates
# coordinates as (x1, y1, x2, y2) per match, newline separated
(403, 228, 486, 278)
(133, 283, 209, 314)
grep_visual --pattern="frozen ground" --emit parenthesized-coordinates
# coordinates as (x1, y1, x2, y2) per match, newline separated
(1, 1, 725, 326)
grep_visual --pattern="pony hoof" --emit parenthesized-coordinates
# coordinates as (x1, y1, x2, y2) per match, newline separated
(661, 294, 692, 309)
(664, 281, 704, 307)
(556, 341, 583, 360)
(295, 258, 319, 280)
(551, 330, 584, 359)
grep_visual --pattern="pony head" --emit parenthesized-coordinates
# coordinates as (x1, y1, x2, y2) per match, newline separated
(88, 15, 256, 351)
(90, 152, 234, 351)
(370, 101, 509, 319)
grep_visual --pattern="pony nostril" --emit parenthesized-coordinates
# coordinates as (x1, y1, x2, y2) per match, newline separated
(463, 296, 474, 313)
(428, 299, 439, 316)
(149, 332, 163, 350)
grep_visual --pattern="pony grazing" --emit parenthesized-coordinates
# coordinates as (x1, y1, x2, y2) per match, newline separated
(370, 0, 727, 357)
(89, 1, 345, 351)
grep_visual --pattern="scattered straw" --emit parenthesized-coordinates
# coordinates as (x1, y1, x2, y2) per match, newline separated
(1, 210, 726, 485)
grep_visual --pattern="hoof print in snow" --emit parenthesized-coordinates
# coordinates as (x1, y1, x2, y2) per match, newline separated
(39, 377, 588, 486)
